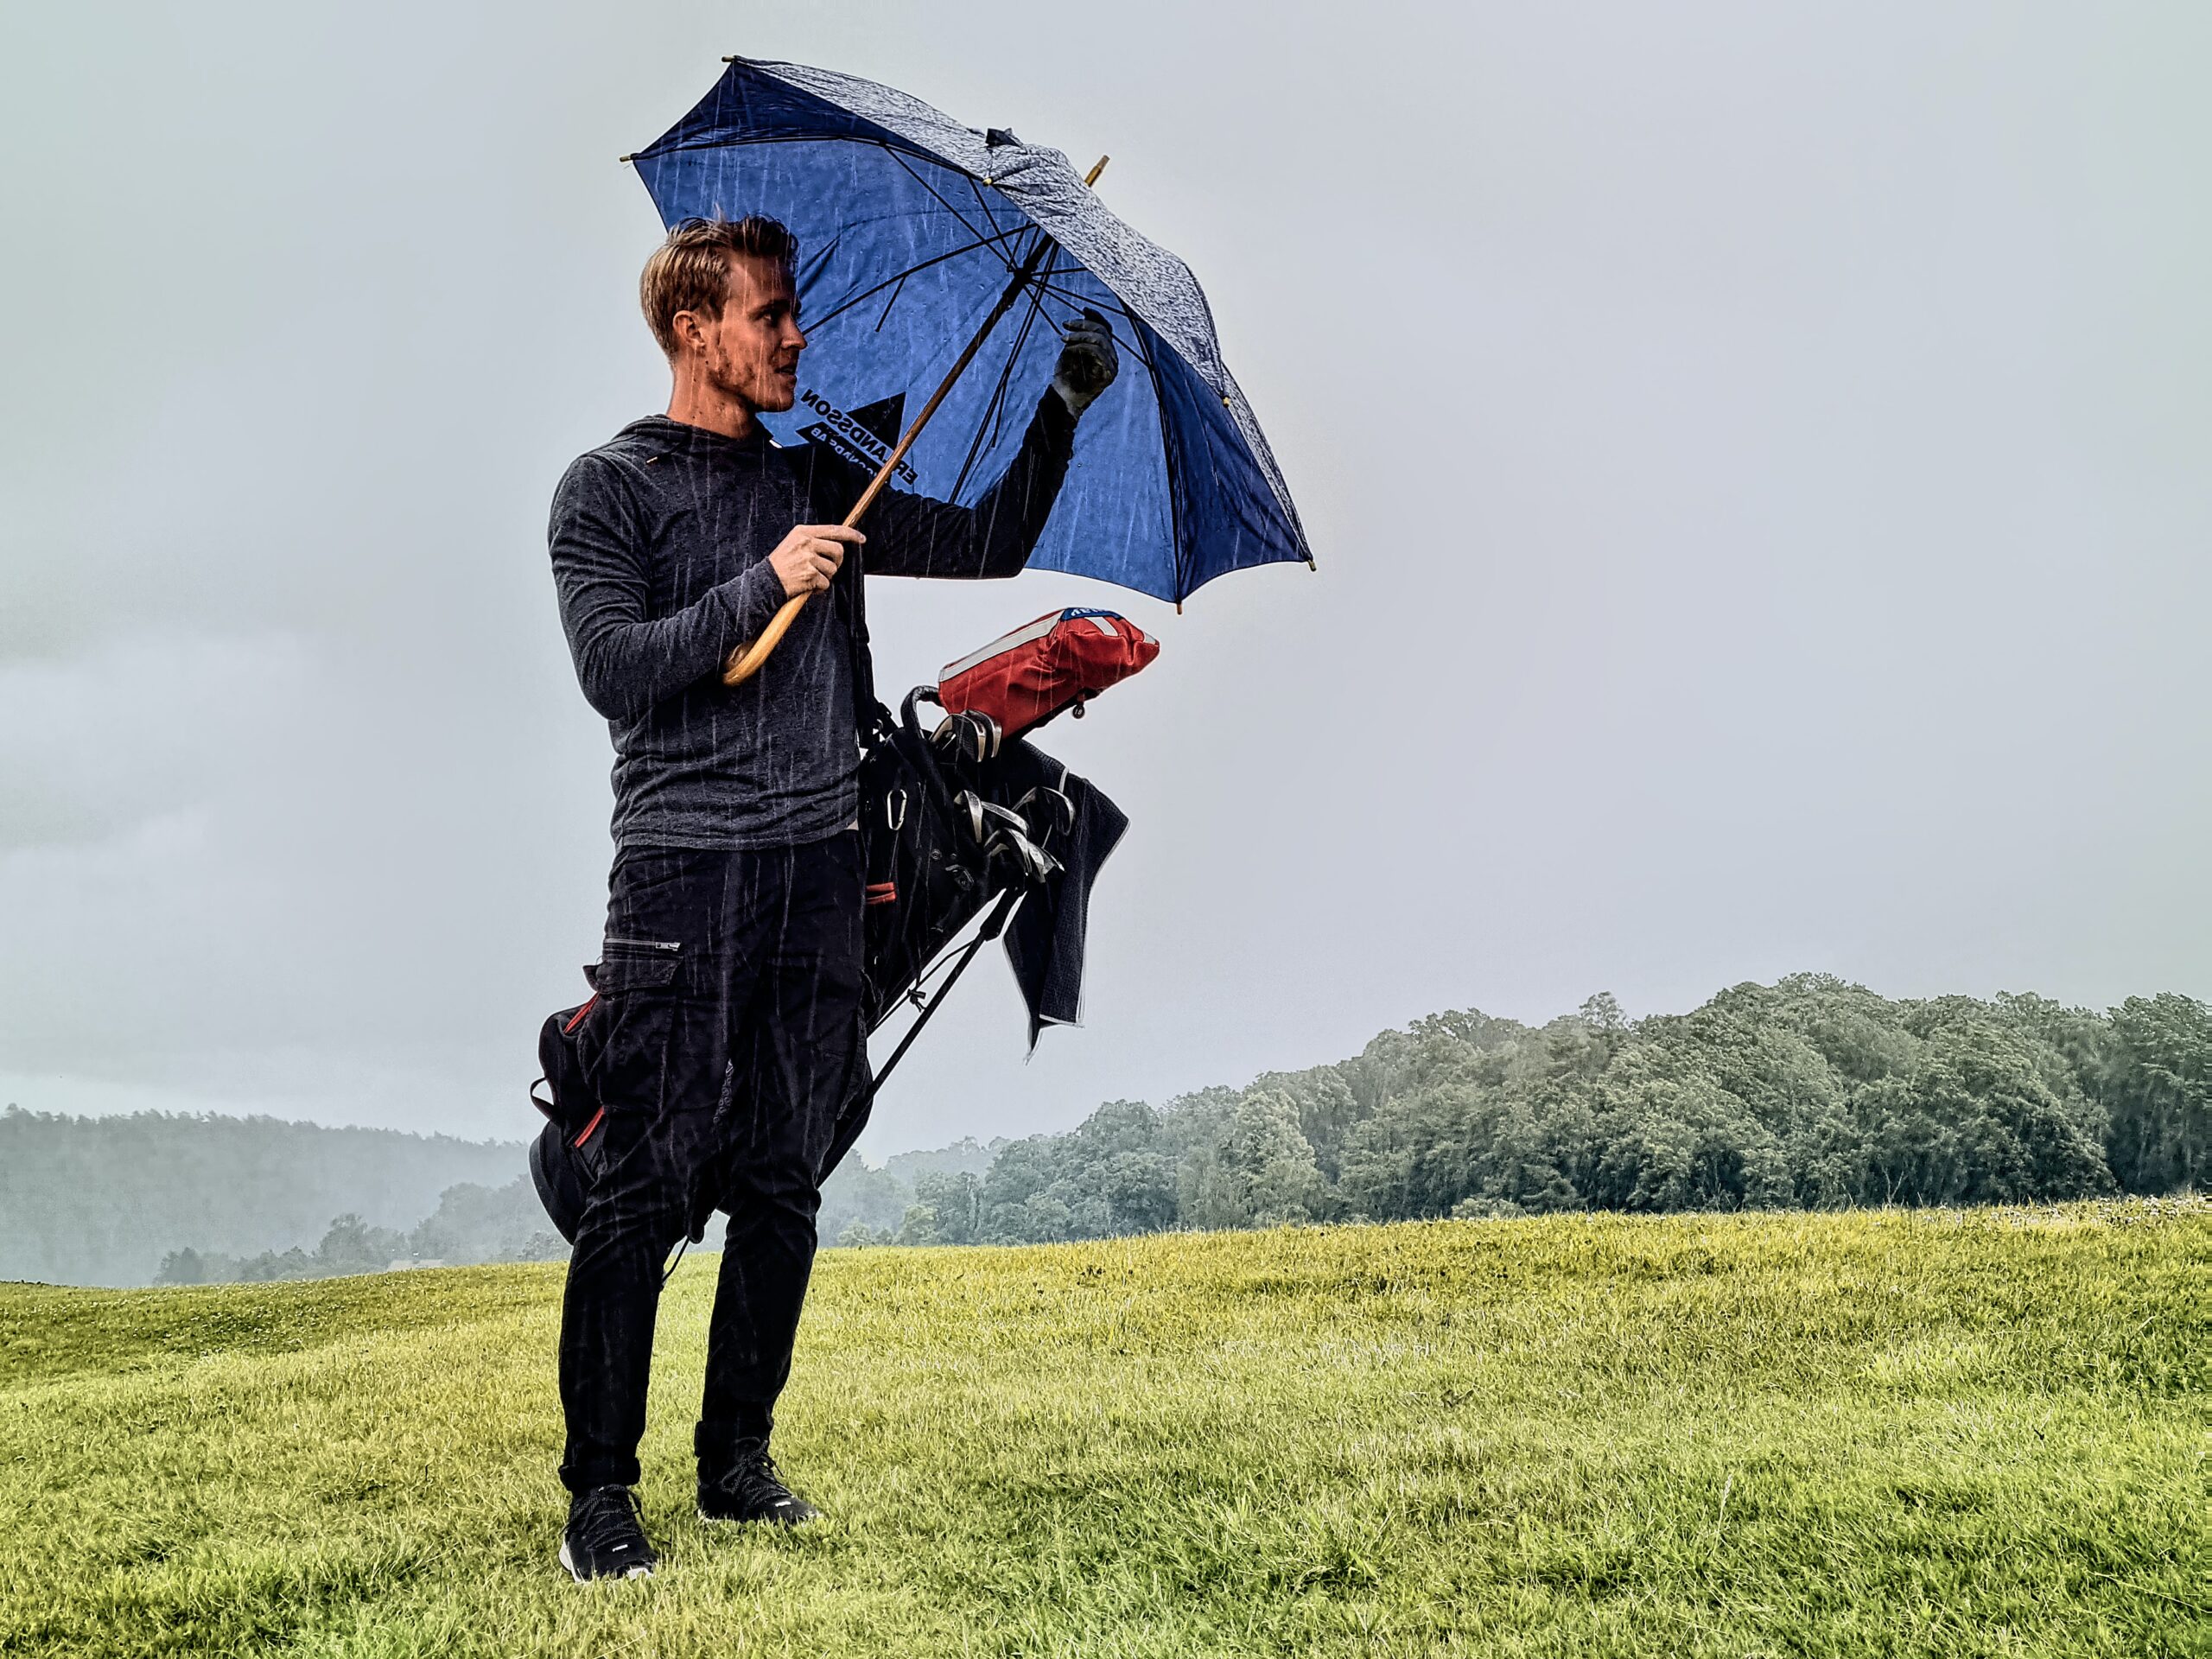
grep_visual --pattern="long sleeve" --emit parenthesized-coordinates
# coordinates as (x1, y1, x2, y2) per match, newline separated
(855, 390, 1078, 580)
(549, 454, 785, 720)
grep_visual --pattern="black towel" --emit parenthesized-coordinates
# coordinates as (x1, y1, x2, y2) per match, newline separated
(995, 739, 1129, 1049)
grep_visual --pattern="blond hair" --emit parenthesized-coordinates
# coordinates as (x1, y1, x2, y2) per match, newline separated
(639, 216, 798, 357)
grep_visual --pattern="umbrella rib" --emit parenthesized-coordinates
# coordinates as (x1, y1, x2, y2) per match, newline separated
(1023, 277, 1091, 318)
(801, 146, 1033, 333)
(946, 271, 1054, 502)
(1027, 278, 1134, 333)
(883, 146, 1014, 268)
(1120, 308, 1191, 603)
(964, 171, 1012, 245)
(873, 268, 909, 333)
(800, 231, 1025, 334)
(944, 315, 1036, 502)
(644, 131, 1006, 257)
(1030, 272, 1102, 298)
(985, 278, 1054, 452)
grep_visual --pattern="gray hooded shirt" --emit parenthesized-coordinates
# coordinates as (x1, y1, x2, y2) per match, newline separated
(550, 391, 1076, 850)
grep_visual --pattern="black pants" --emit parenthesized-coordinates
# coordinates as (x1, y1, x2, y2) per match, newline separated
(557, 833, 866, 1493)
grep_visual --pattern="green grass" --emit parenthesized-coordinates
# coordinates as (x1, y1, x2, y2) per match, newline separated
(1, 1205, 2206, 1657)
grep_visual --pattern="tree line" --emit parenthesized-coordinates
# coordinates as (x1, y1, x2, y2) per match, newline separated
(842, 977, 2209, 1247)
(15, 976, 2204, 1282)
(156, 1176, 563, 1284)
(0, 1108, 518, 1287)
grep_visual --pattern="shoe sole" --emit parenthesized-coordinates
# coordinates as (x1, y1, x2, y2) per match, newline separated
(696, 1505, 817, 1527)
(559, 1538, 654, 1582)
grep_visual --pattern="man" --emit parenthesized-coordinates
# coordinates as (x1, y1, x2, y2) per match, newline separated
(545, 215, 1116, 1582)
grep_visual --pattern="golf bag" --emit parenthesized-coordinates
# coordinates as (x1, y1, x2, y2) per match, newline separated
(528, 689, 1122, 1244)
(527, 995, 603, 1244)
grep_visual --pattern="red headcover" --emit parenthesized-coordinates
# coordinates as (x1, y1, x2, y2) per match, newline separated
(937, 607, 1160, 739)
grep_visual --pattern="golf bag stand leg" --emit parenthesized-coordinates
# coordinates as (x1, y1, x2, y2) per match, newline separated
(819, 884, 1025, 1176)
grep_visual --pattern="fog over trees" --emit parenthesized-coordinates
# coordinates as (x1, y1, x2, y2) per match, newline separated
(155, 1178, 564, 1286)
(849, 976, 2209, 1247)
(7, 976, 2204, 1285)
(0, 1113, 518, 1286)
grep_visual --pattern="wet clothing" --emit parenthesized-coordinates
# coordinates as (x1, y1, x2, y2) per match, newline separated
(558, 836, 866, 1491)
(548, 391, 1078, 1495)
(549, 391, 1077, 850)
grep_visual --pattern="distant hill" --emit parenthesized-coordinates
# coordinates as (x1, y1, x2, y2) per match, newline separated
(0, 1109, 524, 1287)
(10, 973, 2206, 1284)
(0, 1102, 1004, 1287)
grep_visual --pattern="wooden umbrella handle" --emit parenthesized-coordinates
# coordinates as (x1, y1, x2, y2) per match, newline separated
(720, 423, 912, 683)
(721, 155, 1109, 689)
(721, 585, 814, 686)
(715, 409, 926, 685)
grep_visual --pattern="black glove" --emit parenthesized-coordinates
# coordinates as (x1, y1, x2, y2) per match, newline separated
(1052, 308, 1120, 416)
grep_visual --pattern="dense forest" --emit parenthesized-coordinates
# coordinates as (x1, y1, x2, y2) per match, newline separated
(8, 977, 2205, 1283)
(838, 977, 2209, 1247)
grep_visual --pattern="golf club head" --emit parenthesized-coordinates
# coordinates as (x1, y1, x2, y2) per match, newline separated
(983, 825, 1059, 887)
(953, 790, 988, 845)
(1012, 786, 1077, 842)
(930, 708, 1001, 767)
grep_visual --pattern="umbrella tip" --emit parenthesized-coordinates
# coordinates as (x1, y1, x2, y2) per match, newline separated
(618, 153, 636, 165)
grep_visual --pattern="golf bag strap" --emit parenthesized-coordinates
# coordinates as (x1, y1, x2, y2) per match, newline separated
(836, 507, 895, 747)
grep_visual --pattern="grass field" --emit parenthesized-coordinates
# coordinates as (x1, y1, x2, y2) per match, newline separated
(1, 1205, 2205, 1657)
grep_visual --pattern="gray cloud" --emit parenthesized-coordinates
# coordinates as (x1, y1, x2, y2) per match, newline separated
(3, 1, 2208, 1150)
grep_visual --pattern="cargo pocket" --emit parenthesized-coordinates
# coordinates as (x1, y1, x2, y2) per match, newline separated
(581, 938, 684, 1124)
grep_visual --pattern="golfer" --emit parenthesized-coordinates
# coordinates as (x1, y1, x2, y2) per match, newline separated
(546, 215, 1116, 1581)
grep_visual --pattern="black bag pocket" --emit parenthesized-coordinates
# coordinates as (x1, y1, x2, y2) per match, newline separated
(531, 982, 613, 1241)
(529, 1121, 587, 1244)
(527, 940, 683, 1239)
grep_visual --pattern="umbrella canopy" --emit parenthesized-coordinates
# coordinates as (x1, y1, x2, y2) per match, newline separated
(628, 57, 1312, 607)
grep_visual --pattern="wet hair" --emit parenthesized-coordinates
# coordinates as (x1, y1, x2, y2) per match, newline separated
(639, 215, 799, 358)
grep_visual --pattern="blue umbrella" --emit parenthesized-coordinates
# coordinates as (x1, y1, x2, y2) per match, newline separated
(626, 57, 1313, 682)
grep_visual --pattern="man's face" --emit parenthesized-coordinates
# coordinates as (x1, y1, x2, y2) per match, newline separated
(683, 252, 806, 412)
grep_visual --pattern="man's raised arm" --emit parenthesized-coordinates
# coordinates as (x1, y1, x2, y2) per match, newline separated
(861, 311, 1120, 581)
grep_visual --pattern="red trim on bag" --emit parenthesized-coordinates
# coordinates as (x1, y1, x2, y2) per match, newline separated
(573, 1106, 606, 1147)
(865, 881, 897, 906)
(563, 995, 600, 1034)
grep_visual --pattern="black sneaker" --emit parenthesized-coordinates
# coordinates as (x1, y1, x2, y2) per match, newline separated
(560, 1484, 658, 1581)
(697, 1445, 822, 1525)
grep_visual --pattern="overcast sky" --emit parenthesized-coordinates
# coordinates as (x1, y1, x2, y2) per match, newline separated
(3, 2, 2208, 1156)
